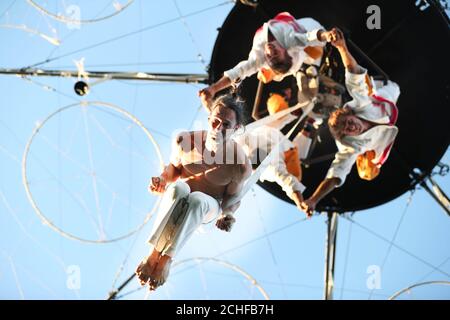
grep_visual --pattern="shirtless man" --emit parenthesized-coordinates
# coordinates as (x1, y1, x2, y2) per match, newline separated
(135, 94, 252, 290)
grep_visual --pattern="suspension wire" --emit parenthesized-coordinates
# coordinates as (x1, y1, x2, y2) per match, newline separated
(172, 0, 207, 68)
(44, 1, 132, 60)
(19, 75, 81, 103)
(417, 256, 450, 283)
(0, 0, 18, 21)
(251, 188, 288, 299)
(110, 0, 145, 289)
(367, 190, 415, 299)
(22, 1, 233, 70)
(342, 215, 450, 278)
(339, 217, 353, 300)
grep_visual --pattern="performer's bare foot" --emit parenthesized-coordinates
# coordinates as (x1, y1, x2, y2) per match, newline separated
(135, 249, 161, 286)
(149, 254, 172, 291)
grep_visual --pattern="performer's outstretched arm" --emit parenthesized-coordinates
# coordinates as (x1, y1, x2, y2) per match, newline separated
(161, 163, 181, 184)
(330, 28, 359, 74)
(149, 163, 181, 194)
(301, 142, 359, 215)
(149, 133, 185, 194)
(198, 76, 233, 111)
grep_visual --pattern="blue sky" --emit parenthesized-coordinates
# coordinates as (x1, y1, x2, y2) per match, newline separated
(0, 0, 449, 300)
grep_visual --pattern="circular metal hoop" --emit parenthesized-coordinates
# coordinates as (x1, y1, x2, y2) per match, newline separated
(388, 280, 450, 300)
(22, 101, 164, 243)
(172, 257, 270, 300)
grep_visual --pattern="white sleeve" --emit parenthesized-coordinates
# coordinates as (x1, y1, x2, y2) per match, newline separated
(345, 66, 372, 109)
(223, 57, 260, 83)
(286, 28, 326, 49)
(297, 17, 327, 47)
(224, 33, 265, 83)
(375, 80, 401, 104)
(325, 143, 359, 187)
(260, 155, 306, 199)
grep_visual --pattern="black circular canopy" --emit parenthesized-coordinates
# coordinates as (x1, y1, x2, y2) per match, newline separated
(209, 0, 450, 212)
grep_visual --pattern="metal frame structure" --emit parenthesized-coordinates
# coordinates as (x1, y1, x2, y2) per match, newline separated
(324, 212, 338, 300)
(0, 68, 209, 84)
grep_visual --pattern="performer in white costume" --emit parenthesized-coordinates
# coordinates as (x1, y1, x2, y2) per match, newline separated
(198, 12, 335, 107)
(136, 95, 251, 290)
(301, 28, 400, 216)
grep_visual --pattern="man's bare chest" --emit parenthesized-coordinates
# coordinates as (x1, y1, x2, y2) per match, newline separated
(181, 162, 234, 186)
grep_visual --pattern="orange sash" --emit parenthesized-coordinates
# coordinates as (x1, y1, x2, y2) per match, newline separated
(356, 150, 380, 181)
(284, 147, 302, 181)
(257, 67, 275, 84)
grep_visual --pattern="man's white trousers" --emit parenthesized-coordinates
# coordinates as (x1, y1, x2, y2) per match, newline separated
(148, 181, 220, 257)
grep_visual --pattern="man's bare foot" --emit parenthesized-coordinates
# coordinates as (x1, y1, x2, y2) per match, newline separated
(135, 249, 161, 286)
(149, 254, 172, 291)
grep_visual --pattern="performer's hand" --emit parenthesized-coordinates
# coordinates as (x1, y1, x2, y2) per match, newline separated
(300, 198, 316, 218)
(198, 87, 215, 110)
(319, 30, 334, 42)
(215, 213, 236, 232)
(329, 28, 346, 49)
(149, 176, 166, 194)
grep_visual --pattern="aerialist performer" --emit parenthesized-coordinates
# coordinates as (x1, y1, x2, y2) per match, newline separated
(198, 12, 335, 107)
(301, 28, 400, 215)
(136, 94, 251, 290)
